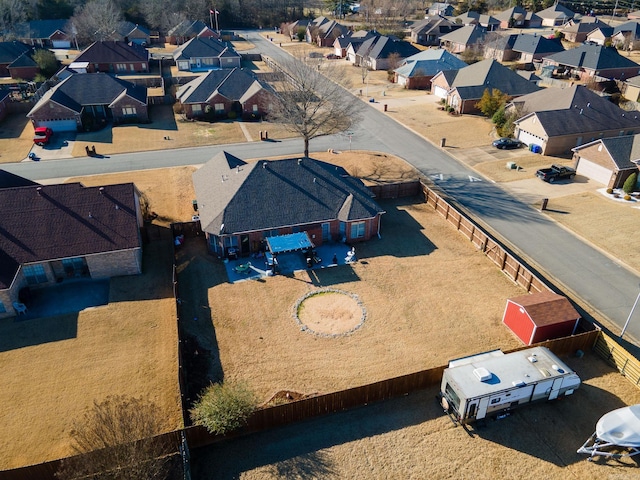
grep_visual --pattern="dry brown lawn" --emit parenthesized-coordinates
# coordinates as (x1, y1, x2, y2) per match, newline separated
(0, 113, 35, 164)
(0, 240, 182, 470)
(474, 155, 575, 183)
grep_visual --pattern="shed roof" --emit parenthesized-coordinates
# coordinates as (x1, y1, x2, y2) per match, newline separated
(507, 291, 580, 327)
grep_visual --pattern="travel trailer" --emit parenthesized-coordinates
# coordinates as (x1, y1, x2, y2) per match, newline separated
(439, 346, 580, 424)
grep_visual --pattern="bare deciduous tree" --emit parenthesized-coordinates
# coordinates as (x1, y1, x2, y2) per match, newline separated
(69, 0, 123, 46)
(268, 53, 361, 157)
(56, 395, 174, 480)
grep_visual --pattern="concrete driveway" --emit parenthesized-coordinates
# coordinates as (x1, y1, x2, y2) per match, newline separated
(27, 133, 76, 161)
(500, 175, 600, 204)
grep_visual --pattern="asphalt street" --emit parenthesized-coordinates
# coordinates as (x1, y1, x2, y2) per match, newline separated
(4, 31, 640, 349)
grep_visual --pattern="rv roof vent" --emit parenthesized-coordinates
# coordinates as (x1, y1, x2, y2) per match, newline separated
(527, 355, 538, 363)
(473, 367, 492, 382)
(539, 368, 552, 377)
(551, 364, 565, 373)
(512, 380, 527, 387)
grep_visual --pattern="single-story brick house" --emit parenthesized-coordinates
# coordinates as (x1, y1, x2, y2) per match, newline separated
(0, 41, 32, 77)
(172, 37, 241, 72)
(27, 73, 148, 132)
(192, 152, 386, 258)
(572, 135, 640, 188)
(11, 19, 71, 48)
(542, 44, 640, 82)
(394, 49, 467, 89)
(176, 68, 275, 120)
(0, 181, 143, 318)
(73, 41, 149, 74)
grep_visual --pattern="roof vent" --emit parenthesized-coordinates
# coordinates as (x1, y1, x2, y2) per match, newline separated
(579, 108, 583, 114)
(99, 187, 105, 194)
(88, 212, 93, 218)
(473, 367, 492, 382)
(527, 354, 538, 363)
(263, 162, 267, 169)
(587, 102, 591, 108)
(298, 158, 302, 165)
(313, 177, 316, 183)
(36, 187, 42, 195)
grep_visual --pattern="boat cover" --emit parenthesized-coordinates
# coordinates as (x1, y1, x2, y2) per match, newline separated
(596, 404, 640, 447)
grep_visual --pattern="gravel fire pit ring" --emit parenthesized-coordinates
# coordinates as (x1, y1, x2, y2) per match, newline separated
(293, 289, 366, 337)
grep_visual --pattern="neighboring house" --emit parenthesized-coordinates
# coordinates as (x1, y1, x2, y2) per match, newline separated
(73, 41, 149, 74)
(561, 18, 609, 43)
(542, 44, 640, 81)
(333, 30, 375, 57)
(167, 20, 216, 45)
(284, 19, 311, 40)
(358, 36, 420, 71)
(0, 89, 10, 122)
(173, 37, 241, 72)
(537, 4, 574, 27)
(410, 15, 460, 46)
(430, 58, 541, 114)
(612, 21, 640, 50)
(0, 41, 32, 77)
(512, 34, 565, 63)
(11, 19, 71, 49)
(440, 25, 487, 54)
(572, 135, 640, 188)
(629, 10, 640, 20)
(478, 15, 501, 31)
(523, 11, 543, 28)
(510, 85, 640, 155)
(454, 11, 480, 26)
(494, 6, 528, 28)
(306, 17, 349, 47)
(483, 33, 519, 62)
(27, 73, 148, 131)
(192, 152, 386, 258)
(0, 181, 143, 319)
(623, 74, 640, 101)
(176, 68, 275, 120)
(6, 47, 40, 80)
(586, 26, 614, 46)
(394, 49, 467, 89)
(111, 21, 151, 46)
(428, 2, 454, 17)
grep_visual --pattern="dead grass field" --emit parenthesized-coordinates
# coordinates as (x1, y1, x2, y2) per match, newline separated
(0, 240, 182, 470)
(0, 113, 35, 164)
(474, 155, 575, 183)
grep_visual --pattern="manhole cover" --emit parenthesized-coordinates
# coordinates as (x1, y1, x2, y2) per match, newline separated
(293, 289, 366, 337)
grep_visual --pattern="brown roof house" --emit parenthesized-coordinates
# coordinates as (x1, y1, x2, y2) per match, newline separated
(192, 152, 385, 258)
(73, 41, 149, 74)
(510, 85, 640, 155)
(572, 134, 640, 188)
(0, 181, 144, 318)
(27, 73, 148, 132)
(503, 291, 581, 345)
(430, 59, 540, 114)
(410, 16, 461, 46)
(176, 68, 275, 120)
(305, 17, 349, 47)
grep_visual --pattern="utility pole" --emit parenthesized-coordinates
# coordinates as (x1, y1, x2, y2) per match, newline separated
(611, 0, 620, 22)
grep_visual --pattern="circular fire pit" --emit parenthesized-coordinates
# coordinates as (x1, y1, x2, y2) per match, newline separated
(293, 289, 366, 337)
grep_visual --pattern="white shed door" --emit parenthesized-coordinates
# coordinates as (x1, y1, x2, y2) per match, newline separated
(36, 119, 77, 132)
(433, 85, 448, 99)
(52, 40, 71, 49)
(576, 159, 612, 186)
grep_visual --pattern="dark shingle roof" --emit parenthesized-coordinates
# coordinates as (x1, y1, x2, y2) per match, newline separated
(193, 154, 385, 235)
(75, 41, 148, 64)
(0, 42, 31, 64)
(28, 73, 146, 116)
(394, 49, 467, 77)
(9, 51, 37, 68)
(598, 135, 640, 169)
(495, 6, 528, 22)
(115, 21, 150, 38)
(12, 19, 69, 39)
(0, 183, 140, 289)
(176, 68, 265, 104)
(172, 37, 239, 61)
(514, 85, 640, 136)
(367, 36, 420, 61)
(439, 25, 487, 46)
(512, 34, 565, 55)
(536, 4, 574, 20)
(613, 21, 640, 36)
(168, 20, 208, 37)
(545, 44, 640, 70)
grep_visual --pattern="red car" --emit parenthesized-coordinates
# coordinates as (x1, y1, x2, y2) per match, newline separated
(33, 127, 53, 146)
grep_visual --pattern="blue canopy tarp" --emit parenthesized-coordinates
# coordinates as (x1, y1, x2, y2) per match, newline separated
(266, 232, 314, 254)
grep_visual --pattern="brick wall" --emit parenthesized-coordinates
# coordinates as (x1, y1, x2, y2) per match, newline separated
(111, 95, 149, 124)
(29, 100, 81, 129)
(85, 248, 142, 278)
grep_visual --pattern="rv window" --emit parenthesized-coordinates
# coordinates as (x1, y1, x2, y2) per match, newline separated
(490, 397, 501, 405)
(444, 383, 460, 411)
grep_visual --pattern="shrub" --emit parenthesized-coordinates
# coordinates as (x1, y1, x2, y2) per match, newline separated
(606, 187, 613, 194)
(228, 111, 237, 119)
(624, 194, 631, 201)
(189, 381, 257, 435)
(623, 171, 638, 194)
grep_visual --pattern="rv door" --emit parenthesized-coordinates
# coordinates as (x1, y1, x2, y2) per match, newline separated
(477, 396, 490, 420)
(548, 377, 564, 400)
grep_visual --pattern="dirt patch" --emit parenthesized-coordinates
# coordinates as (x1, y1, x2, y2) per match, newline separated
(295, 290, 365, 336)
(0, 113, 35, 163)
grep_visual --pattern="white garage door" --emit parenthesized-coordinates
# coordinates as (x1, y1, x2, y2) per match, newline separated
(576, 159, 612, 186)
(433, 85, 448, 99)
(52, 40, 71, 48)
(36, 119, 78, 132)
(517, 130, 545, 148)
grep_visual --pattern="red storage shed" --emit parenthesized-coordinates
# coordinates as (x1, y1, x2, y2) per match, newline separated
(503, 291, 580, 345)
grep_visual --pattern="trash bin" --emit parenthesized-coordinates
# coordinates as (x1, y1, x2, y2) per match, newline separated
(384, 104, 387, 112)
(440, 138, 446, 147)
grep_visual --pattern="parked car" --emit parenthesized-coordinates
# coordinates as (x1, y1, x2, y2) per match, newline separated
(33, 127, 53, 146)
(492, 137, 523, 149)
(325, 53, 340, 59)
(536, 164, 576, 183)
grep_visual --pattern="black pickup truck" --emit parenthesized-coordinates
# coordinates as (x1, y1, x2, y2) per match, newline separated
(536, 164, 576, 183)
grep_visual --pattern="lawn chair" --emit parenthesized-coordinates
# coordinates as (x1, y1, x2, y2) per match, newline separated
(233, 262, 252, 274)
(13, 302, 27, 315)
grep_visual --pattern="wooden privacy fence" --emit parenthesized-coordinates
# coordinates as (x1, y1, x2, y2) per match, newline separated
(594, 333, 640, 387)
(421, 183, 549, 294)
(368, 180, 421, 199)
